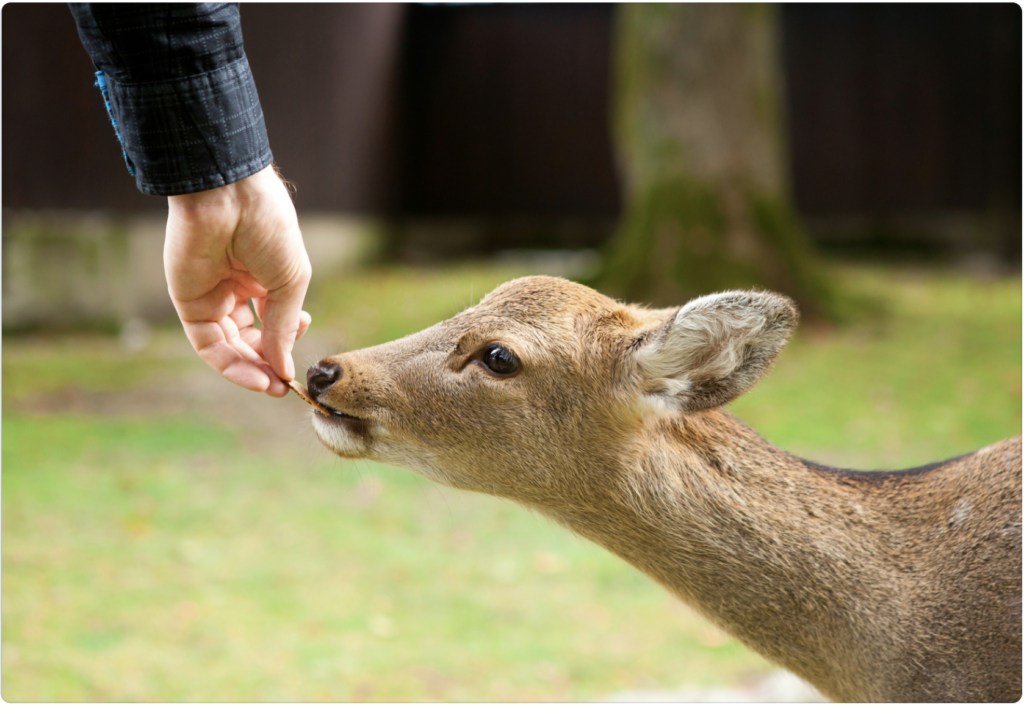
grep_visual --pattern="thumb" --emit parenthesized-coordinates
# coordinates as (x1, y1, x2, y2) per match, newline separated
(258, 257, 311, 381)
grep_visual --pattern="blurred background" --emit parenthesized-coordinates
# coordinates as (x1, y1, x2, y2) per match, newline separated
(3, 3, 1021, 702)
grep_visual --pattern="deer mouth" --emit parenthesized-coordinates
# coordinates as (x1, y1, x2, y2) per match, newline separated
(288, 380, 373, 440)
(286, 380, 361, 420)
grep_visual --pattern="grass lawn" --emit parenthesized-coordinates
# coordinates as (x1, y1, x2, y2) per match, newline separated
(3, 259, 1020, 701)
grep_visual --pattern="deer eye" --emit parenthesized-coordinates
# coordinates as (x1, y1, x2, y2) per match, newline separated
(481, 344, 520, 376)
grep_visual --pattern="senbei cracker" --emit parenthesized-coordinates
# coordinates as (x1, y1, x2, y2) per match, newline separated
(286, 379, 333, 417)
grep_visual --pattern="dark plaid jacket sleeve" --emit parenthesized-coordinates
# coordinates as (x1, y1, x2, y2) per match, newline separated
(69, 3, 273, 196)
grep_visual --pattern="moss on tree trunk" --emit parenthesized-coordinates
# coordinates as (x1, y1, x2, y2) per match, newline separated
(595, 4, 833, 319)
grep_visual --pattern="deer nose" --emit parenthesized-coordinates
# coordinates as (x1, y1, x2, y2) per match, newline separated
(306, 361, 342, 399)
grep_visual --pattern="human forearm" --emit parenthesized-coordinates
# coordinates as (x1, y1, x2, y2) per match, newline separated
(69, 3, 272, 195)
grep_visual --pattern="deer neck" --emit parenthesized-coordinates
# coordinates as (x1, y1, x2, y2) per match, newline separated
(537, 408, 899, 701)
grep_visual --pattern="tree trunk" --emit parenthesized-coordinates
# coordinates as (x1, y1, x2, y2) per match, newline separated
(596, 4, 832, 319)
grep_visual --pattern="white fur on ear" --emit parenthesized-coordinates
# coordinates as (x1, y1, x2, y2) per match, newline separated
(635, 290, 797, 412)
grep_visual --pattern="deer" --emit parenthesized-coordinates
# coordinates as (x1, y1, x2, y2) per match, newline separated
(295, 275, 1022, 702)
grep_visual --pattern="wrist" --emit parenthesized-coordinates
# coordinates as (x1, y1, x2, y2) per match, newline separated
(167, 164, 280, 214)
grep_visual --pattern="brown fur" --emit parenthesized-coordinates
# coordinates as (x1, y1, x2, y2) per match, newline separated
(308, 275, 1022, 702)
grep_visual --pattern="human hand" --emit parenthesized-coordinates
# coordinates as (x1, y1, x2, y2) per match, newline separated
(164, 165, 312, 397)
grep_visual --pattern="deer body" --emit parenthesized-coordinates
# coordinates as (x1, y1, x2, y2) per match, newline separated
(306, 276, 1022, 702)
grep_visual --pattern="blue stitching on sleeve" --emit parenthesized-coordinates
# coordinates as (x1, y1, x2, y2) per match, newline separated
(94, 70, 136, 177)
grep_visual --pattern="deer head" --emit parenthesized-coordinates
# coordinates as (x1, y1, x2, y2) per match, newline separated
(306, 276, 796, 505)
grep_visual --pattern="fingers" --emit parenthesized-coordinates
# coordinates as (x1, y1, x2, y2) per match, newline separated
(245, 307, 311, 370)
(257, 256, 312, 382)
(180, 317, 289, 397)
(240, 322, 263, 352)
(229, 299, 306, 397)
(176, 292, 307, 398)
(183, 321, 267, 390)
(229, 298, 256, 331)
(297, 310, 312, 340)
(251, 298, 311, 342)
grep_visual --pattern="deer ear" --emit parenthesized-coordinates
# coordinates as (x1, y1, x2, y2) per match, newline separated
(633, 290, 797, 413)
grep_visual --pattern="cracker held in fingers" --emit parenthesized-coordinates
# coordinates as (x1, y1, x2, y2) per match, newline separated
(286, 379, 334, 416)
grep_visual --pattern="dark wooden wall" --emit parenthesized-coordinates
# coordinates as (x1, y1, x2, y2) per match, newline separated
(782, 3, 1021, 216)
(3, 3, 1020, 228)
(394, 4, 620, 217)
(2, 2, 156, 211)
(242, 4, 407, 213)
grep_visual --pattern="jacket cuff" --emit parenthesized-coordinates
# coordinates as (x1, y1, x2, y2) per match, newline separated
(102, 54, 274, 196)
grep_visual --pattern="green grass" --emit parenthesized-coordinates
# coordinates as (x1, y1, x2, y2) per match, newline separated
(3, 260, 1021, 701)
